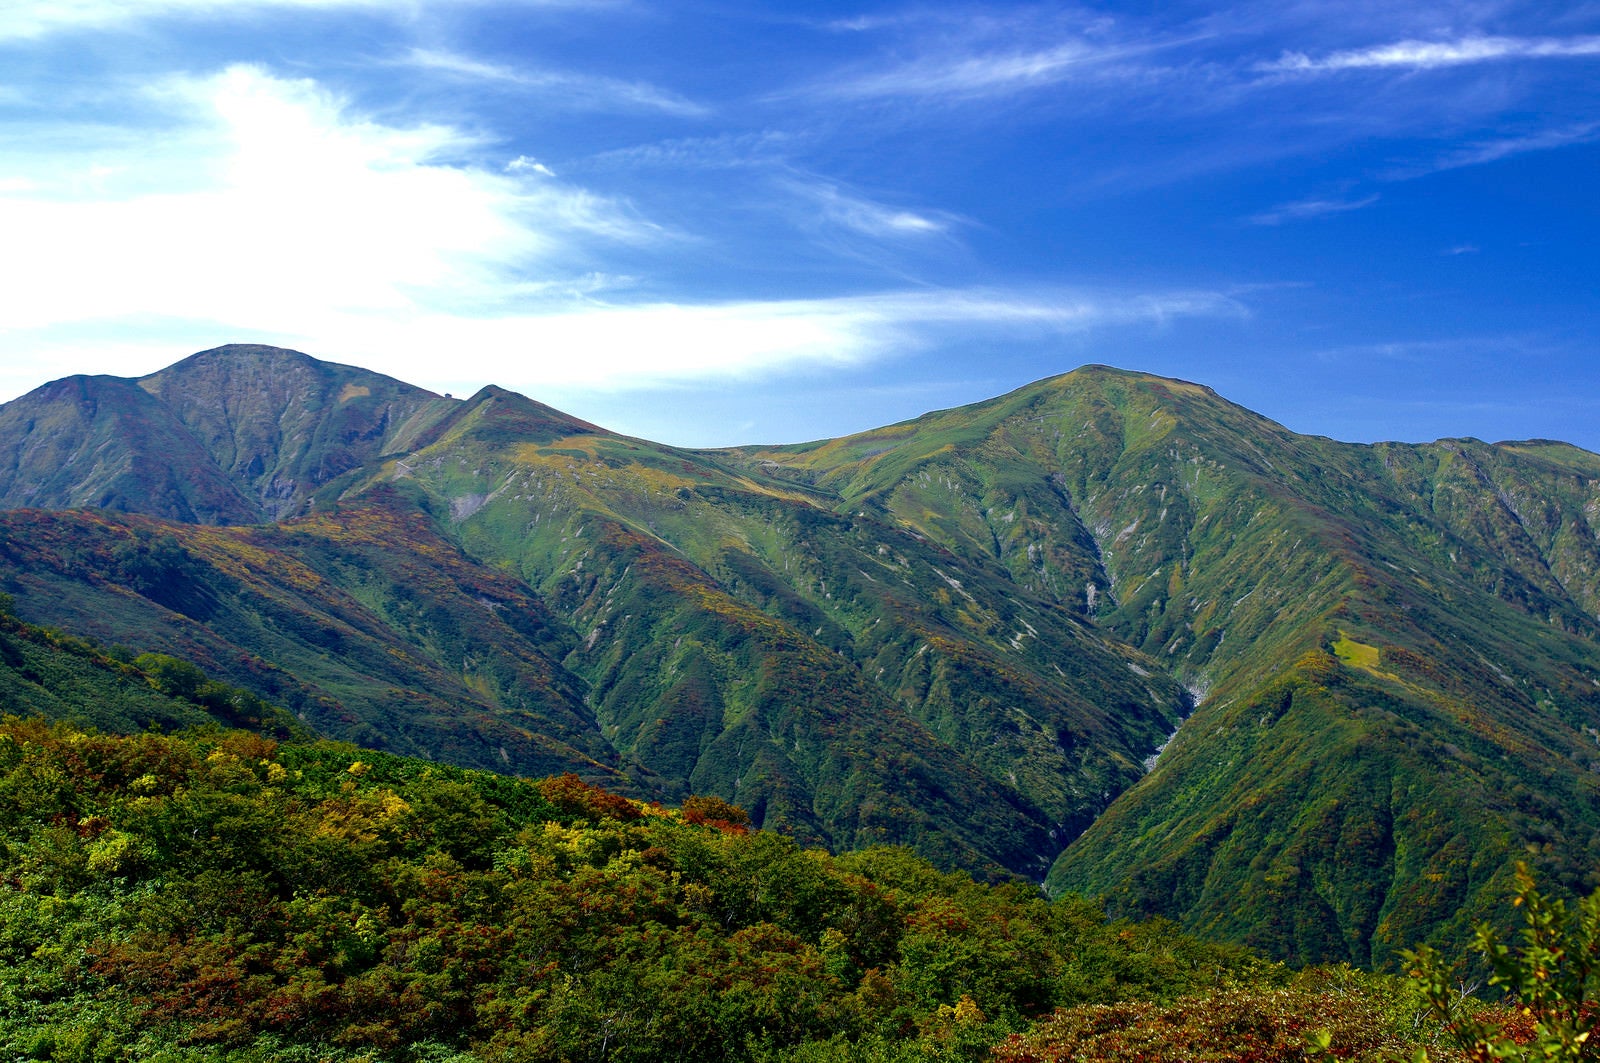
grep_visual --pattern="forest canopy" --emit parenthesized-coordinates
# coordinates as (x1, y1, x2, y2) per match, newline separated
(0, 717, 1583, 1062)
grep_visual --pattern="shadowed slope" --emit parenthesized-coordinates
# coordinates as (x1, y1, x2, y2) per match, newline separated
(0, 374, 260, 524)
(0, 345, 460, 524)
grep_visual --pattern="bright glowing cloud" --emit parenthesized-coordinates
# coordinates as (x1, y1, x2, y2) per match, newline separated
(3, 285, 1245, 405)
(0, 64, 654, 333)
(248, 287, 1249, 396)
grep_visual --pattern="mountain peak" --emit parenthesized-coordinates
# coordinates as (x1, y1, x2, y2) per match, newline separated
(178, 341, 320, 362)
(447, 383, 609, 443)
(5, 345, 456, 523)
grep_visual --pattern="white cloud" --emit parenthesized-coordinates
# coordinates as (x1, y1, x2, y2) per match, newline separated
(3, 283, 1246, 405)
(245, 286, 1249, 396)
(0, 60, 1246, 411)
(0, 0, 595, 40)
(403, 48, 710, 118)
(1261, 35, 1600, 73)
(825, 41, 1106, 99)
(780, 179, 956, 239)
(586, 131, 795, 173)
(1308, 334, 1550, 368)
(0, 0, 380, 39)
(1425, 121, 1600, 172)
(0, 64, 658, 337)
(793, 11, 1185, 103)
(1248, 193, 1379, 225)
(508, 156, 557, 177)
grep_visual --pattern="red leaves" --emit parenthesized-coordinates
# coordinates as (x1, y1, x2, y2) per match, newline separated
(536, 773, 643, 822)
(680, 794, 750, 833)
(993, 987, 1411, 1063)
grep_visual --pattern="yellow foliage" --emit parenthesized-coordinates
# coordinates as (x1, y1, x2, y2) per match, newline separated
(1332, 632, 1381, 671)
(313, 789, 411, 843)
(1331, 630, 1401, 682)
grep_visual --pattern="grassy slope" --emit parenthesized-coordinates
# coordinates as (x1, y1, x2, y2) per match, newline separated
(332, 386, 1188, 876)
(0, 345, 459, 526)
(0, 605, 305, 737)
(137, 344, 459, 521)
(726, 367, 1600, 966)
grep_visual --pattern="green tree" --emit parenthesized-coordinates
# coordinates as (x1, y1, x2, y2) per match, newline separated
(1406, 863, 1600, 1061)
(134, 652, 207, 701)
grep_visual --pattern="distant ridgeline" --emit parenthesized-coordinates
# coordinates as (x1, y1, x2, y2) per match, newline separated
(2, 342, 1599, 968)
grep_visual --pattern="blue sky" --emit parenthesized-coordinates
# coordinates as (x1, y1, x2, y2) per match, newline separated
(1, 1, 1596, 449)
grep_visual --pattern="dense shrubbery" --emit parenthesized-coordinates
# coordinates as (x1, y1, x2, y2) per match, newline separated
(0, 718, 1277, 1062)
(993, 984, 1406, 1062)
(0, 716, 1300, 1061)
(0, 716, 1590, 1062)
(0, 607, 304, 739)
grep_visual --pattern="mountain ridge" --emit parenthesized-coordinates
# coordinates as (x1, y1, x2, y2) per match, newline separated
(2, 343, 1597, 967)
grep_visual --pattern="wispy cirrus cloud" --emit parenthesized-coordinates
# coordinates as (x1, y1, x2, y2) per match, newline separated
(0, 0, 599, 40)
(819, 40, 1114, 99)
(4, 286, 1250, 409)
(1260, 34, 1600, 73)
(1420, 120, 1600, 173)
(0, 0, 351, 40)
(1248, 193, 1380, 226)
(1309, 333, 1551, 367)
(779, 179, 958, 239)
(403, 48, 710, 118)
(788, 8, 1186, 104)
(585, 131, 796, 173)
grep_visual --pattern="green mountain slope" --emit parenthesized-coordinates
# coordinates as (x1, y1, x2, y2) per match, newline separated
(0, 596, 304, 737)
(726, 367, 1600, 965)
(326, 383, 1189, 874)
(0, 503, 616, 783)
(2, 348, 1598, 965)
(0, 355, 1189, 880)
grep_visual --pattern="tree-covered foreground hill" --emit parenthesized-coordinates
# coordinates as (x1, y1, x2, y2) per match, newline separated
(2, 715, 1564, 1063)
